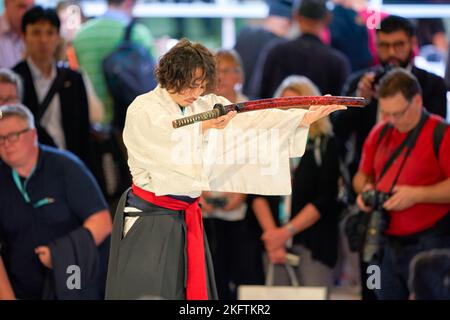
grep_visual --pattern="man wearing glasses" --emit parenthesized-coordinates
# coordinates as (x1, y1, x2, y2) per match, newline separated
(333, 15, 447, 177)
(332, 15, 448, 300)
(0, 104, 112, 299)
(353, 69, 450, 299)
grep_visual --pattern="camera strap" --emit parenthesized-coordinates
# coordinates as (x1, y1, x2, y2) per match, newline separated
(376, 110, 429, 192)
(36, 67, 68, 121)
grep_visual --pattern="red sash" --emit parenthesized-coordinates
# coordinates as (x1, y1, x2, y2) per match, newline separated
(131, 184, 208, 300)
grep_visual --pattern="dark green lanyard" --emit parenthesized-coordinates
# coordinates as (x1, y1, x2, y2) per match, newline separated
(12, 169, 54, 208)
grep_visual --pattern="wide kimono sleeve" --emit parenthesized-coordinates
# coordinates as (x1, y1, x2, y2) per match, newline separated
(123, 92, 206, 196)
(202, 94, 310, 195)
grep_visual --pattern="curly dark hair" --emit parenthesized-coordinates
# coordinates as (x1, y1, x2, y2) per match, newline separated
(155, 38, 216, 93)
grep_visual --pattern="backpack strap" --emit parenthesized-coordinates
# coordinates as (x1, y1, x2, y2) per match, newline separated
(433, 120, 448, 161)
(123, 19, 136, 42)
(36, 66, 68, 120)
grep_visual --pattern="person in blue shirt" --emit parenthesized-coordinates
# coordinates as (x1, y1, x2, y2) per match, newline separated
(0, 104, 112, 300)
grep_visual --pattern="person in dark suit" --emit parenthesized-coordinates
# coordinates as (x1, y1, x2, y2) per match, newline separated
(332, 15, 447, 178)
(12, 6, 93, 170)
(234, 0, 293, 98)
(251, 0, 350, 99)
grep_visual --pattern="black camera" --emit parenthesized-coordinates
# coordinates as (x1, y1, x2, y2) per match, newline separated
(205, 197, 228, 209)
(361, 190, 391, 263)
(361, 189, 391, 211)
(372, 64, 395, 89)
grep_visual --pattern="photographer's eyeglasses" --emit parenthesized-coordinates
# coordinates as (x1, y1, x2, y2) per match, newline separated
(377, 40, 408, 52)
(380, 100, 412, 120)
(0, 128, 30, 145)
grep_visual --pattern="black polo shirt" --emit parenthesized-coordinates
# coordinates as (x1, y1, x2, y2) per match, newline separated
(0, 145, 107, 299)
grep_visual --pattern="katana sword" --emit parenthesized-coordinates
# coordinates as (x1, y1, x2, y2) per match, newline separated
(172, 95, 366, 128)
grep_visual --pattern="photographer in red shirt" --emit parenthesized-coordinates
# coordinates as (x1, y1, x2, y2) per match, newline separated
(353, 68, 450, 299)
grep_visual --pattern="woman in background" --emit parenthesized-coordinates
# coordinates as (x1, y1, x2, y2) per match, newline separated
(201, 49, 252, 300)
(259, 75, 341, 291)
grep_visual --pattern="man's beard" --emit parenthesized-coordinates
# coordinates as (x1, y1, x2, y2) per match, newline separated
(380, 51, 413, 69)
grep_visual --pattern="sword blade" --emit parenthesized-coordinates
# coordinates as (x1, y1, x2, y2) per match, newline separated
(225, 96, 366, 113)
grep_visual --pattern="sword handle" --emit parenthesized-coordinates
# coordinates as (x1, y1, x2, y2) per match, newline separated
(172, 104, 226, 128)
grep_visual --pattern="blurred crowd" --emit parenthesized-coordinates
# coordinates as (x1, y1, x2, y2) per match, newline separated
(0, 0, 450, 300)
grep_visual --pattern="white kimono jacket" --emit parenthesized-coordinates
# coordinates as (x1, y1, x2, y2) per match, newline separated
(123, 85, 309, 197)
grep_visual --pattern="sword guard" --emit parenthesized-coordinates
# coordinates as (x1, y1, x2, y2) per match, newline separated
(213, 103, 226, 116)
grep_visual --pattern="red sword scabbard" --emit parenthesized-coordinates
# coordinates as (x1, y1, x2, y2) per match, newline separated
(172, 96, 366, 128)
